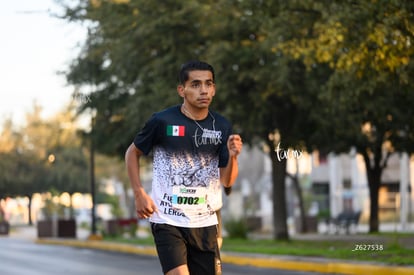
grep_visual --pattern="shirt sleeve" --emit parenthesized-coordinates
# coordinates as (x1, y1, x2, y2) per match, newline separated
(133, 114, 162, 155)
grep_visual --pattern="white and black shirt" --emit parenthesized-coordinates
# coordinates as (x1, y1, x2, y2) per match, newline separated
(133, 105, 232, 227)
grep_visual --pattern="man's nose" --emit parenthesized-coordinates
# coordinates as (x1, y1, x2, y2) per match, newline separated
(200, 85, 208, 93)
(199, 83, 211, 93)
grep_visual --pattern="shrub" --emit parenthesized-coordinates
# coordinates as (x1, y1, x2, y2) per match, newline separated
(224, 217, 248, 239)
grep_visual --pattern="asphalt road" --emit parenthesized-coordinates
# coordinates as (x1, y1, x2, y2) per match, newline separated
(0, 237, 325, 275)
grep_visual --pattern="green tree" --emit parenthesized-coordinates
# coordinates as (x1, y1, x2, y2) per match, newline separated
(0, 104, 91, 224)
(274, 0, 414, 232)
(0, 113, 51, 225)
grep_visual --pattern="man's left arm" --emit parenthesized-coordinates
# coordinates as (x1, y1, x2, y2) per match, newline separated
(220, 134, 243, 187)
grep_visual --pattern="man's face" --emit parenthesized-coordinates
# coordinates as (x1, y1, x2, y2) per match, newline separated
(177, 70, 216, 109)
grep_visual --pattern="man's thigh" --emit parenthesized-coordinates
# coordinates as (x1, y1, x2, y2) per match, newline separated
(151, 223, 187, 274)
(186, 225, 221, 275)
(151, 223, 221, 275)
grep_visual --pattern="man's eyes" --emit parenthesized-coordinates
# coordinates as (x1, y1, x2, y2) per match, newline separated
(190, 82, 214, 89)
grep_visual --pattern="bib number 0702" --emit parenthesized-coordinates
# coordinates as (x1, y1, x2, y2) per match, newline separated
(175, 196, 200, 205)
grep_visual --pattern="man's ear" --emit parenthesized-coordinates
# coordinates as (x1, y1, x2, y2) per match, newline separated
(177, 84, 185, 98)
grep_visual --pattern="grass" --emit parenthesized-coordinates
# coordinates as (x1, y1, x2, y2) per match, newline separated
(105, 233, 414, 266)
(221, 238, 414, 266)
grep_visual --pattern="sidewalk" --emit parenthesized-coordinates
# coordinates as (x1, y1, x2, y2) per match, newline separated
(7, 225, 414, 275)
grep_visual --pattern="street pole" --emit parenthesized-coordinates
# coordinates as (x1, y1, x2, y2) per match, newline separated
(400, 152, 409, 231)
(90, 130, 96, 235)
(88, 113, 101, 240)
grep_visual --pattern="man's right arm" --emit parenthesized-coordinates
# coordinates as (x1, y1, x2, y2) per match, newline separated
(125, 143, 144, 193)
(125, 143, 157, 219)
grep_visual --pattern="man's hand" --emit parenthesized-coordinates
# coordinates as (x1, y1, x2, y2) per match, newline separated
(134, 187, 158, 219)
(227, 134, 242, 157)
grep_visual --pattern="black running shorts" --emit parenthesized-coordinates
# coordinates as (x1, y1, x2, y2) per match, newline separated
(151, 223, 221, 275)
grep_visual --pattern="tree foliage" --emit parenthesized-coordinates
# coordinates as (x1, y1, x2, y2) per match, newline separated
(0, 104, 89, 223)
(274, 0, 414, 232)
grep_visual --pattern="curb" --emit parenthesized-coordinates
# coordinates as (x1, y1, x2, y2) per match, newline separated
(36, 239, 414, 275)
(36, 239, 158, 256)
(220, 253, 414, 275)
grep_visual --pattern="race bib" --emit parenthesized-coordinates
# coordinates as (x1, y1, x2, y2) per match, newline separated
(171, 186, 207, 211)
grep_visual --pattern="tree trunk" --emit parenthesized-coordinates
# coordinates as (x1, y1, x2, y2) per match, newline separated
(27, 194, 33, 226)
(362, 150, 384, 233)
(368, 173, 380, 233)
(70, 193, 75, 219)
(290, 173, 307, 233)
(366, 159, 382, 233)
(287, 157, 308, 233)
(270, 146, 289, 240)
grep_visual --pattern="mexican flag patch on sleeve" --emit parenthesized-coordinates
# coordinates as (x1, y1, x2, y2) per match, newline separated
(166, 125, 185, 136)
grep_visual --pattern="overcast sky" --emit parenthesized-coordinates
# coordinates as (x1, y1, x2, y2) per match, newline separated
(0, 0, 86, 127)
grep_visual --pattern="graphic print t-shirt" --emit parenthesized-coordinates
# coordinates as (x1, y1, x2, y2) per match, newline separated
(133, 105, 231, 227)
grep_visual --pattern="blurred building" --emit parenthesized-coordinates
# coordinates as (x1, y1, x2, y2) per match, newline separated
(310, 149, 412, 231)
(222, 145, 413, 234)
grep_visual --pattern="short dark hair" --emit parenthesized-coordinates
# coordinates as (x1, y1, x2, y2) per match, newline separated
(179, 60, 215, 85)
